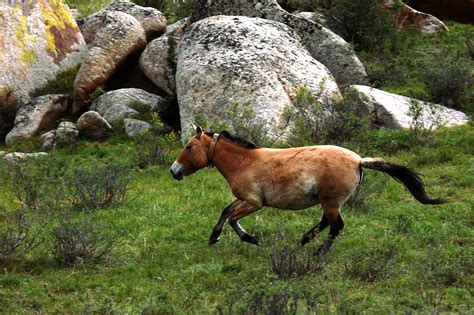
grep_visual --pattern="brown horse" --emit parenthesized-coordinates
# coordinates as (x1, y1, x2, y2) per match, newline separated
(170, 125, 445, 252)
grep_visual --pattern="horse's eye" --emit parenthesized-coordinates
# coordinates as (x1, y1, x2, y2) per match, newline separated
(186, 145, 192, 151)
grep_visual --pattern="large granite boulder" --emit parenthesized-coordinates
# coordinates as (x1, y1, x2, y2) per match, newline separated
(177, 15, 341, 140)
(0, 0, 86, 135)
(73, 11, 147, 114)
(351, 85, 469, 130)
(5, 94, 71, 145)
(79, 0, 167, 43)
(186, 0, 367, 86)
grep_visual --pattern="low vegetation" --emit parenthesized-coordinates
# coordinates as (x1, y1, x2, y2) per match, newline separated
(0, 122, 472, 313)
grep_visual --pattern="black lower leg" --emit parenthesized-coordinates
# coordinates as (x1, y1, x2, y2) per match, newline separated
(301, 214, 329, 245)
(316, 218, 344, 254)
(228, 219, 260, 246)
(209, 200, 240, 245)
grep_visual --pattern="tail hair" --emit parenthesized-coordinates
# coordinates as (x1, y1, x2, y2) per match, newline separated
(361, 158, 446, 205)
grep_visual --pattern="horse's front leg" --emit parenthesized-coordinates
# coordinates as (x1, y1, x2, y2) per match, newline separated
(209, 199, 242, 245)
(228, 201, 261, 246)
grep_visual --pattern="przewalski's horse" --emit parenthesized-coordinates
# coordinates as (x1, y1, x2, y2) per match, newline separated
(170, 125, 445, 252)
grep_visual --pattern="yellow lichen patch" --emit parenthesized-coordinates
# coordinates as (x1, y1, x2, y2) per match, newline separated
(14, 15, 28, 41)
(45, 31, 56, 53)
(39, 0, 79, 54)
(19, 49, 38, 65)
(39, 0, 76, 30)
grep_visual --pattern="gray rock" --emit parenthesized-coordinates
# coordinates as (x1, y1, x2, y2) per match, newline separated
(79, 0, 167, 43)
(39, 130, 57, 151)
(73, 11, 147, 114)
(351, 85, 469, 130)
(140, 35, 179, 96)
(5, 94, 71, 145)
(0, 1, 86, 134)
(76, 111, 113, 141)
(177, 16, 341, 140)
(56, 121, 79, 144)
(90, 88, 167, 125)
(186, 0, 367, 86)
(3, 152, 48, 164)
(123, 118, 153, 138)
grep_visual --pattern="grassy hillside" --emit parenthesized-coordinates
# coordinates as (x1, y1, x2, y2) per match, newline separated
(0, 125, 472, 313)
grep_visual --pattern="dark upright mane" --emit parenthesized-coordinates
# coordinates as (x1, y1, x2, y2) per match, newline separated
(205, 131, 258, 149)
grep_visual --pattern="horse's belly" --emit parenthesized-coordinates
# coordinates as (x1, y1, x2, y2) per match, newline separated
(263, 182, 319, 210)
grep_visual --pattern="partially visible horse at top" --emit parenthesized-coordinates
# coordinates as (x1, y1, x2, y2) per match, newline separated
(170, 125, 445, 253)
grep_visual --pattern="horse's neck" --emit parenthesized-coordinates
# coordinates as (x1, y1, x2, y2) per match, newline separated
(213, 140, 255, 182)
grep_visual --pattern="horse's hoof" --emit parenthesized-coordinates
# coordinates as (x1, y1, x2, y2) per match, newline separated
(242, 234, 261, 246)
(208, 238, 219, 245)
(301, 236, 310, 246)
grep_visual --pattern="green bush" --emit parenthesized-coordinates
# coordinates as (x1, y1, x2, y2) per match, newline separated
(315, 0, 399, 51)
(422, 58, 472, 110)
(52, 211, 115, 266)
(0, 207, 42, 264)
(285, 86, 369, 147)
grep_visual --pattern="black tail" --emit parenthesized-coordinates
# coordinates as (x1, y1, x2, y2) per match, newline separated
(361, 158, 446, 205)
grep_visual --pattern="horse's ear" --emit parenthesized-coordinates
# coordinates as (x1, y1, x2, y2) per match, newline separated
(191, 124, 203, 138)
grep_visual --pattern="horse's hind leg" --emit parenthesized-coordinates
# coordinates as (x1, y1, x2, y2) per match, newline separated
(301, 213, 329, 245)
(209, 199, 242, 245)
(317, 205, 344, 254)
(228, 202, 261, 246)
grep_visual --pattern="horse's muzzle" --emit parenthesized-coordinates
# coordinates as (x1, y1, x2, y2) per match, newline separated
(170, 162, 184, 181)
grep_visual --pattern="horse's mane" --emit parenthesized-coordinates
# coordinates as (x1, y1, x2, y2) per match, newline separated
(205, 131, 259, 149)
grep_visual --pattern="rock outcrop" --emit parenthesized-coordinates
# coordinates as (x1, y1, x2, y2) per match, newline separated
(76, 111, 113, 141)
(351, 85, 469, 130)
(186, 0, 367, 86)
(0, 0, 86, 135)
(384, 1, 448, 34)
(73, 11, 147, 114)
(90, 88, 168, 125)
(177, 15, 341, 140)
(5, 94, 71, 145)
(79, 0, 167, 43)
(139, 19, 185, 97)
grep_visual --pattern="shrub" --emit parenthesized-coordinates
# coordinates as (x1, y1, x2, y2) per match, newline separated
(34, 65, 79, 96)
(422, 58, 472, 110)
(270, 235, 326, 279)
(136, 113, 180, 168)
(344, 244, 397, 282)
(0, 207, 42, 264)
(194, 101, 272, 146)
(5, 156, 67, 211)
(217, 284, 299, 315)
(286, 86, 369, 147)
(131, 0, 196, 22)
(67, 162, 133, 212)
(315, 0, 399, 51)
(52, 211, 115, 266)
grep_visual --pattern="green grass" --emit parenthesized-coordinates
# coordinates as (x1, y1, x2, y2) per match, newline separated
(0, 125, 472, 313)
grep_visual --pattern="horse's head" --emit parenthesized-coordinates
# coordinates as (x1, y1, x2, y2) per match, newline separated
(170, 124, 215, 180)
